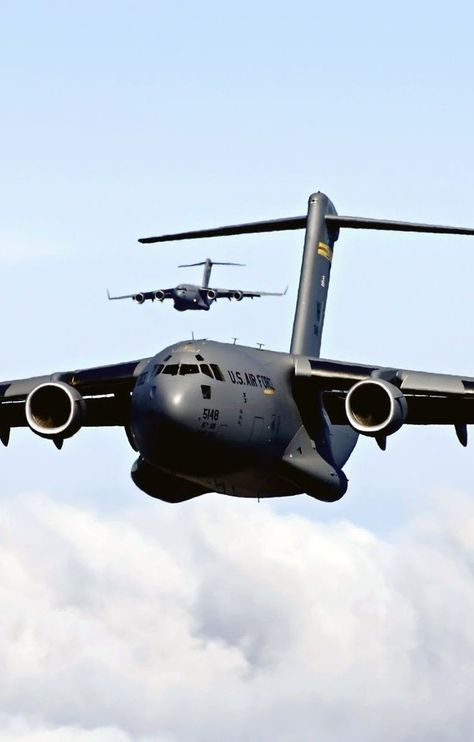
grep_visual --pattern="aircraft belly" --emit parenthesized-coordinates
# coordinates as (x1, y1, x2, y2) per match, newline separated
(131, 456, 209, 503)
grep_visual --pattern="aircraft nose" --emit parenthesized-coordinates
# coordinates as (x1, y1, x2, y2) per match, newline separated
(144, 376, 204, 471)
(152, 375, 199, 436)
(131, 371, 207, 473)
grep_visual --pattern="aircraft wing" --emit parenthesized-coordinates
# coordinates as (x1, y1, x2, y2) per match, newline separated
(213, 287, 287, 300)
(107, 289, 173, 303)
(294, 356, 474, 435)
(0, 358, 150, 438)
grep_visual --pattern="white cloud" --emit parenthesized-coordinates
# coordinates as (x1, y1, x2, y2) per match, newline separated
(0, 715, 151, 742)
(0, 492, 474, 741)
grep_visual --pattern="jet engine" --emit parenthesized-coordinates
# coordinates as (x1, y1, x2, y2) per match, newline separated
(155, 290, 165, 301)
(233, 290, 243, 301)
(207, 289, 217, 300)
(345, 379, 407, 437)
(25, 382, 86, 439)
(134, 293, 146, 304)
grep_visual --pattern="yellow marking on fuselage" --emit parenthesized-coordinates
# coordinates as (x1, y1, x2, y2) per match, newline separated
(263, 388, 275, 395)
(317, 241, 333, 261)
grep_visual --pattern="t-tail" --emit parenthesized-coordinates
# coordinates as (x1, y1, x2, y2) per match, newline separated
(178, 259, 245, 288)
(139, 193, 474, 356)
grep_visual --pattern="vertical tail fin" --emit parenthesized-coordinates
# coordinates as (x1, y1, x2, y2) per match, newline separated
(178, 258, 214, 288)
(140, 192, 474, 357)
(290, 192, 338, 357)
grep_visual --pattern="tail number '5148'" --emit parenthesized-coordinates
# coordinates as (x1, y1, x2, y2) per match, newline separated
(203, 408, 219, 421)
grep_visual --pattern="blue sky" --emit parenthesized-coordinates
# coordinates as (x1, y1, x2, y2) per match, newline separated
(1, 2, 474, 738)
(1, 0, 474, 527)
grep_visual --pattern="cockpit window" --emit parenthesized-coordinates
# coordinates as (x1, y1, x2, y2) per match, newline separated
(195, 354, 204, 361)
(201, 384, 211, 399)
(162, 364, 179, 376)
(210, 364, 225, 381)
(159, 362, 224, 380)
(200, 364, 213, 378)
(179, 364, 199, 375)
(163, 355, 172, 362)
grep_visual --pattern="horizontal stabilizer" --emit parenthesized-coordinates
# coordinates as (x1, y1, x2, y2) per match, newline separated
(326, 215, 474, 236)
(139, 212, 474, 243)
(178, 261, 245, 267)
(139, 216, 306, 242)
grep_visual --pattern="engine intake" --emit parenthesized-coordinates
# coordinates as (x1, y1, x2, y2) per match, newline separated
(207, 289, 217, 300)
(345, 379, 407, 437)
(155, 290, 165, 301)
(233, 290, 243, 301)
(26, 382, 85, 439)
(134, 293, 146, 304)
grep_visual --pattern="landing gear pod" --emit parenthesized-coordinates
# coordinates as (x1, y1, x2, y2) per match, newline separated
(131, 456, 208, 503)
(345, 379, 407, 437)
(26, 382, 85, 440)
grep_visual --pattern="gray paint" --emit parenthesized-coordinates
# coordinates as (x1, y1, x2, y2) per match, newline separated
(2, 191, 474, 504)
(107, 259, 285, 312)
(290, 192, 338, 357)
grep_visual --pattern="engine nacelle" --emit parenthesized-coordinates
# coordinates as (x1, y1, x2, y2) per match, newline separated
(345, 379, 407, 437)
(134, 293, 146, 304)
(233, 290, 243, 301)
(155, 290, 165, 301)
(207, 289, 217, 300)
(26, 382, 85, 440)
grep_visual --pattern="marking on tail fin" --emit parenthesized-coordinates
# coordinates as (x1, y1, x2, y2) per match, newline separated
(317, 242, 333, 261)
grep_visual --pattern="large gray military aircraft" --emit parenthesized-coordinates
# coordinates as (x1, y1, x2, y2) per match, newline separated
(107, 257, 286, 311)
(2, 191, 474, 503)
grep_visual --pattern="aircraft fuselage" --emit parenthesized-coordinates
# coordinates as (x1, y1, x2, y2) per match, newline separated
(130, 340, 357, 502)
(172, 284, 213, 311)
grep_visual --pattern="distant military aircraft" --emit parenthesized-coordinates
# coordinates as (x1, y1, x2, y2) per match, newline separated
(2, 191, 474, 503)
(107, 257, 286, 311)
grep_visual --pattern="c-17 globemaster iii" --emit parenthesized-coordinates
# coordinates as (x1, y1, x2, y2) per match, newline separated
(107, 257, 286, 311)
(2, 191, 474, 503)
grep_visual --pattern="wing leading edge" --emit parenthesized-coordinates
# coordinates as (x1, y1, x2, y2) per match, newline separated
(0, 358, 150, 434)
(294, 356, 474, 429)
(214, 286, 288, 300)
(107, 289, 173, 303)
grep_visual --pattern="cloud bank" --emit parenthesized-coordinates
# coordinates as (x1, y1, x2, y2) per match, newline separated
(0, 492, 473, 741)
